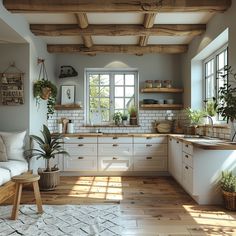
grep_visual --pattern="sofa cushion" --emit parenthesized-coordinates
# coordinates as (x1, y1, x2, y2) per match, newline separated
(0, 136, 8, 162)
(0, 131, 26, 162)
(0, 167, 11, 186)
(0, 160, 28, 177)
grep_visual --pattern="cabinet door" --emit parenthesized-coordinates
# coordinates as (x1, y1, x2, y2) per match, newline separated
(172, 139, 182, 183)
(98, 156, 132, 171)
(133, 136, 167, 144)
(64, 136, 97, 144)
(168, 137, 174, 175)
(64, 143, 97, 156)
(64, 155, 97, 171)
(182, 164, 193, 194)
(98, 136, 132, 144)
(133, 156, 167, 171)
(98, 143, 132, 156)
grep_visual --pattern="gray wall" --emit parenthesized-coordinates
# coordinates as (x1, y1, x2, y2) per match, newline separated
(55, 54, 183, 105)
(0, 44, 29, 132)
(181, 1, 236, 108)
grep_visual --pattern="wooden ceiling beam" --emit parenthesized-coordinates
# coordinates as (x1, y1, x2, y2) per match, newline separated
(75, 13, 93, 48)
(47, 44, 188, 54)
(3, 0, 231, 13)
(139, 13, 157, 46)
(30, 24, 206, 37)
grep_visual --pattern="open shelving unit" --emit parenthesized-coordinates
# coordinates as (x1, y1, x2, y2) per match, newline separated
(141, 87, 183, 93)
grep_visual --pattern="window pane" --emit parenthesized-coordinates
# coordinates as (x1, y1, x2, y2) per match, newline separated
(125, 74, 134, 85)
(125, 98, 133, 108)
(100, 74, 110, 85)
(115, 74, 124, 85)
(89, 86, 99, 97)
(101, 109, 110, 122)
(218, 52, 225, 70)
(89, 74, 99, 86)
(125, 87, 134, 97)
(100, 86, 110, 97)
(206, 76, 214, 99)
(89, 97, 99, 109)
(100, 98, 110, 109)
(115, 98, 124, 109)
(115, 87, 124, 97)
(206, 60, 214, 76)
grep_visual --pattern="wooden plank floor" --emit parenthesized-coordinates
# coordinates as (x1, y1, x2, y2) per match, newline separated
(2, 176, 236, 235)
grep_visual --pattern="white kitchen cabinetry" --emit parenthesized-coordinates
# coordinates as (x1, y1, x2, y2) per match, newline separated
(98, 136, 133, 171)
(63, 137, 98, 171)
(133, 136, 167, 171)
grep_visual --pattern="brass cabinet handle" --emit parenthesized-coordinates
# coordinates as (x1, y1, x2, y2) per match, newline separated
(146, 144, 152, 147)
(177, 141, 179, 144)
(78, 157, 84, 159)
(186, 144, 189, 147)
(169, 138, 172, 141)
(112, 144, 119, 147)
(185, 166, 188, 169)
(78, 137, 84, 139)
(146, 157, 152, 160)
(113, 137, 118, 139)
(185, 155, 188, 158)
(78, 144, 84, 147)
(146, 137, 152, 140)
(112, 157, 118, 160)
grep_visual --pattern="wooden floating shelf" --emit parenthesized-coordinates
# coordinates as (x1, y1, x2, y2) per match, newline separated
(141, 88, 183, 93)
(141, 104, 183, 110)
(55, 104, 82, 110)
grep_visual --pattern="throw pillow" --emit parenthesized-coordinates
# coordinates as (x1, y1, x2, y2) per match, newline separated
(0, 131, 26, 162)
(0, 135, 8, 162)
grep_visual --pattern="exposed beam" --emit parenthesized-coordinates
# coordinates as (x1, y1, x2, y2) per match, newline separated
(75, 13, 93, 48)
(3, 0, 231, 13)
(47, 44, 188, 54)
(139, 13, 156, 46)
(30, 24, 206, 37)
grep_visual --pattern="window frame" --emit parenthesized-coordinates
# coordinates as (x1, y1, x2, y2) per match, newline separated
(84, 68, 139, 125)
(203, 45, 228, 121)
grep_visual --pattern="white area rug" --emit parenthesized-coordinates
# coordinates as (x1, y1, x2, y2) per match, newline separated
(0, 204, 123, 236)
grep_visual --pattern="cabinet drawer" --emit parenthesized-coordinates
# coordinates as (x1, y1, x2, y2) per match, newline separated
(182, 151, 193, 168)
(134, 136, 167, 144)
(64, 143, 97, 156)
(133, 143, 167, 156)
(182, 164, 193, 194)
(98, 156, 132, 171)
(64, 136, 97, 144)
(183, 142, 193, 155)
(64, 155, 97, 171)
(133, 156, 167, 171)
(98, 143, 132, 156)
(98, 136, 132, 144)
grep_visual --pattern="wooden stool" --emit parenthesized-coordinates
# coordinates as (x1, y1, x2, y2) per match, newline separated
(11, 174, 43, 220)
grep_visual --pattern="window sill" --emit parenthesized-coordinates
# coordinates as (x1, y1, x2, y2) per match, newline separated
(84, 124, 140, 128)
(198, 124, 230, 129)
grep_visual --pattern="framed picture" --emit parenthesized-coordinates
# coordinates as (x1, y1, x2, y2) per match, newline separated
(61, 85, 75, 105)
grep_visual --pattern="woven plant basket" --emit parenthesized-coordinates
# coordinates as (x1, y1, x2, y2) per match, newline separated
(38, 169, 60, 191)
(222, 190, 236, 211)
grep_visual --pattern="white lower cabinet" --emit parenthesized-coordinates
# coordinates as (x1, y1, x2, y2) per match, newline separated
(63, 137, 98, 171)
(133, 137, 167, 171)
(98, 136, 133, 171)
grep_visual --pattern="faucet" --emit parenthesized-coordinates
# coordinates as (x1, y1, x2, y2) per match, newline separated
(204, 115, 214, 137)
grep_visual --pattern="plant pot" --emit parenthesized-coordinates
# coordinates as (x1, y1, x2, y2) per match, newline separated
(222, 190, 236, 210)
(130, 117, 137, 125)
(187, 125, 198, 135)
(122, 120, 129, 126)
(38, 168, 60, 191)
(40, 87, 51, 100)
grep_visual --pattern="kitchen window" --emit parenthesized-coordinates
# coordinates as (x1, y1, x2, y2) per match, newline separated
(85, 69, 138, 124)
(204, 45, 228, 120)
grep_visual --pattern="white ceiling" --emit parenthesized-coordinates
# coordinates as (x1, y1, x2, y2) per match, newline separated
(0, 19, 26, 44)
(23, 12, 214, 46)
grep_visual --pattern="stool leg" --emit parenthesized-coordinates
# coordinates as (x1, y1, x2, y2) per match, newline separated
(11, 183, 22, 220)
(33, 181, 43, 214)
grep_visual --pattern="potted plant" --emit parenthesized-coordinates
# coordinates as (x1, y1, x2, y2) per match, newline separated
(185, 107, 206, 134)
(24, 125, 69, 191)
(34, 79, 57, 117)
(220, 171, 236, 210)
(113, 112, 122, 125)
(128, 105, 138, 125)
(122, 114, 129, 125)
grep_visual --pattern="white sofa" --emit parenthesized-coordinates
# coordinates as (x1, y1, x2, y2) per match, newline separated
(0, 131, 28, 203)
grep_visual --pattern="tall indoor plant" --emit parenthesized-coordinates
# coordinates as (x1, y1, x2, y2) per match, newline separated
(24, 125, 69, 190)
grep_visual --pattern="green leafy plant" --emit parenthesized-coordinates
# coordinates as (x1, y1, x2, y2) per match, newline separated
(128, 105, 137, 117)
(113, 112, 123, 125)
(185, 107, 206, 125)
(216, 66, 236, 122)
(205, 99, 217, 117)
(33, 79, 57, 117)
(24, 125, 69, 172)
(220, 171, 236, 192)
(122, 114, 128, 121)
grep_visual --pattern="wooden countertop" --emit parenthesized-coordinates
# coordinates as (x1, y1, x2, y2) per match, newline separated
(55, 132, 236, 150)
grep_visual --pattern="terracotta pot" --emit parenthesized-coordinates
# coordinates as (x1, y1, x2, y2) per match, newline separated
(38, 168, 60, 191)
(40, 87, 51, 100)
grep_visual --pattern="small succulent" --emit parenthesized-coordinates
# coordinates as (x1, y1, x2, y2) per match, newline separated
(220, 171, 236, 192)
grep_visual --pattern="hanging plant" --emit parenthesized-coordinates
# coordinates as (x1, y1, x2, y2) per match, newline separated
(33, 59, 57, 117)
